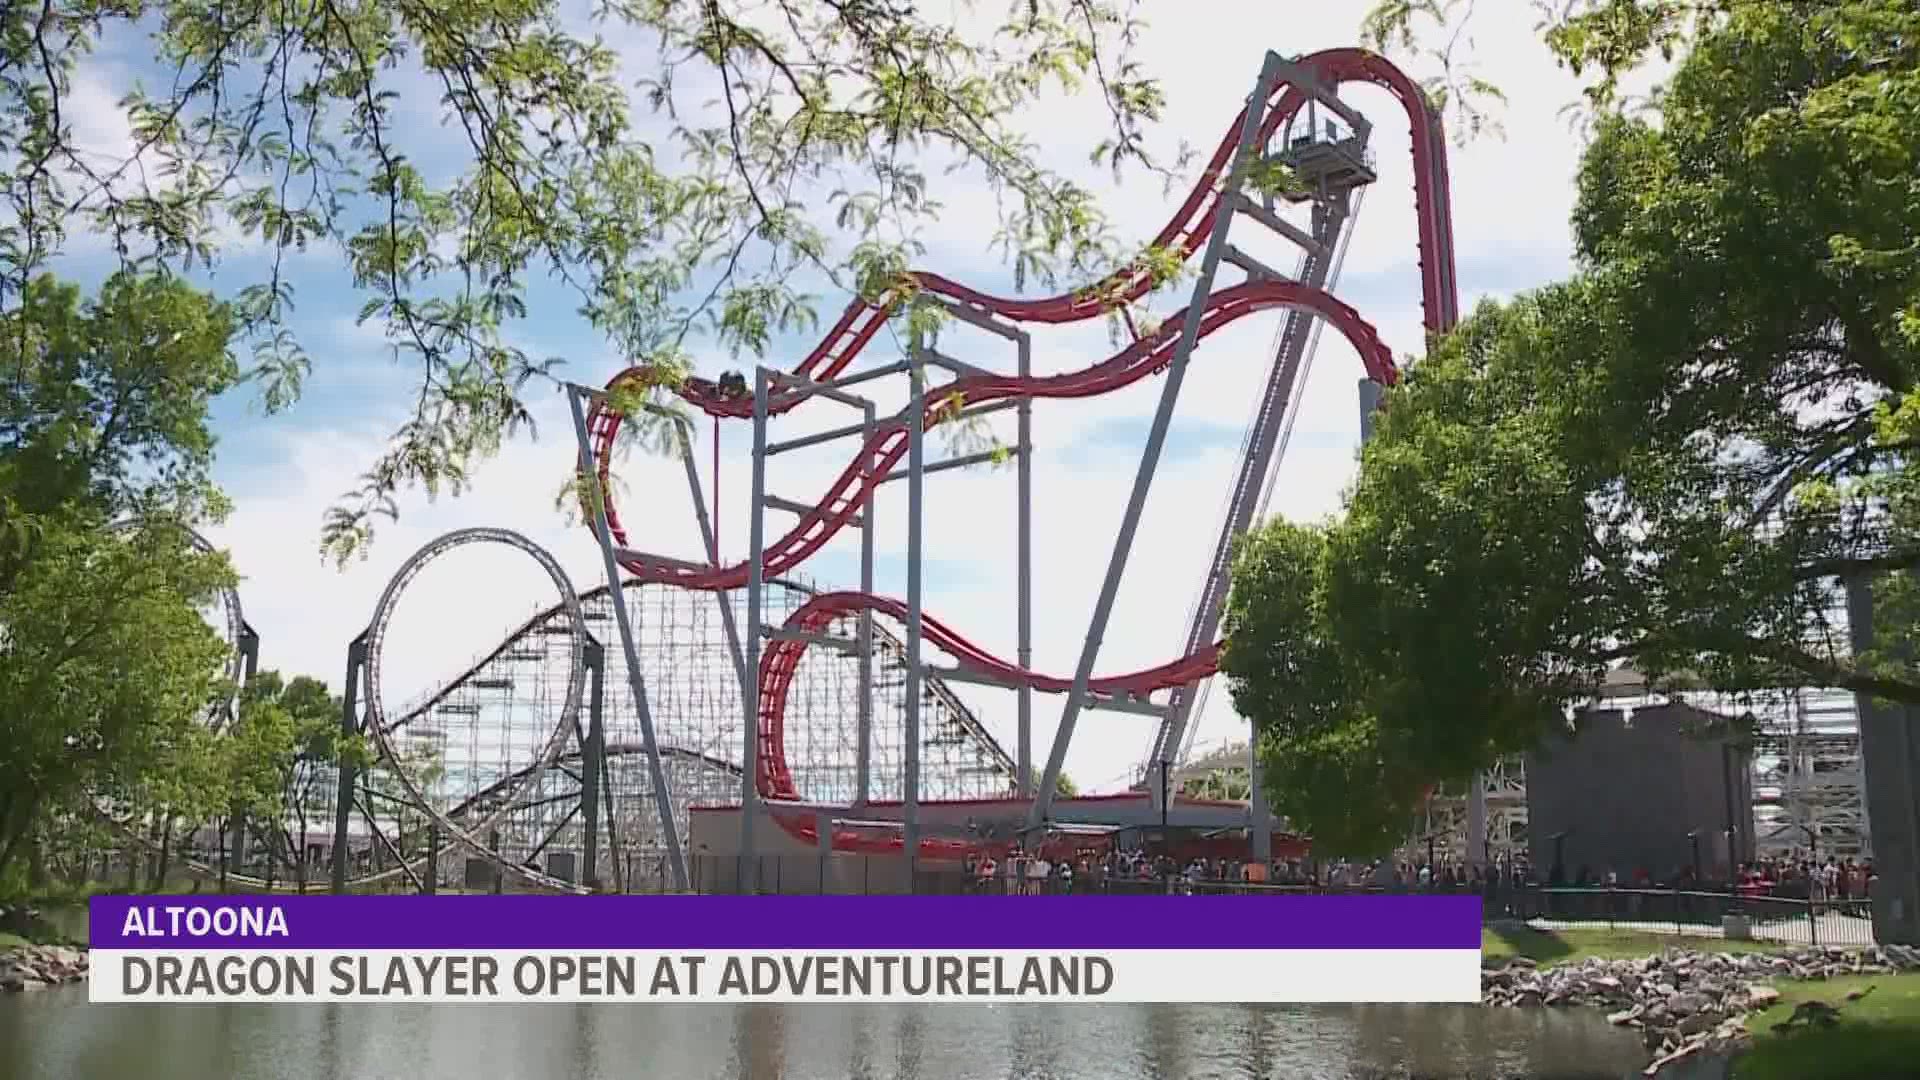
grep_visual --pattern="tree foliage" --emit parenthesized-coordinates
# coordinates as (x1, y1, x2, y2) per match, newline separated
(0, 516, 234, 878)
(0, 0, 1189, 561)
(1183, 766, 1249, 803)
(1226, 0, 1920, 856)
(0, 272, 241, 881)
(1361, 0, 1753, 136)
(225, 670, 362, 886)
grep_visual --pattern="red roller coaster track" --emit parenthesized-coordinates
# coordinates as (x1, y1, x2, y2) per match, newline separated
(584, 47, 1458, 858)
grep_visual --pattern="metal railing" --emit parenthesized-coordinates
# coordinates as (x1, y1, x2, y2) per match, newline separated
(690, 857, 1880, 947)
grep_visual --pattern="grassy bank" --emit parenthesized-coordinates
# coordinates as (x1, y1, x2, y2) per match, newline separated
(1734, 972, 1920, 1080)
(1479, 925, 1793, 967)
(1478, 925, 1920, 1079)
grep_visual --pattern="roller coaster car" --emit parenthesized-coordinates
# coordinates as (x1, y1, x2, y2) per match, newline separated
(716, 370, 749, 399)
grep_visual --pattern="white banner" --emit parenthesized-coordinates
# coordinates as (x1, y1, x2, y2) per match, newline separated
(88, 948, 1480, 1004)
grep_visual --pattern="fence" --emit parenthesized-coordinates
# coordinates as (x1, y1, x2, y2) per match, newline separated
(690, 856, 1879, 947)
(1487, 884, 1876, 948)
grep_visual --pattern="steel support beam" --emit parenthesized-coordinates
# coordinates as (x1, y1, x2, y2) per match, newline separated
(857, 401, 876, 807)
(1233, 193, 1327, 255)
(904, 356, 927, 875)
(1017, 332, 1034, 799)
(768, 370, 871, 409)
(1358, 377, 1382, 441)
(665, 409, 751, 709)
(1270, 56, 1371, 138)
(330, 633, 367, 894)
(1149, 184, 1356, 809)
(741, 370, 772, 890)
(1029, 52, 1283, 828)
(878, 447, 1008, 485)
(566, 386, 689, 891)
(933, 297, 1025, 340)
(580, 638, 605, 889)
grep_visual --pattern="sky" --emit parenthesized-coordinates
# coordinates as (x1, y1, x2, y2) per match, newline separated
(58, 4, 1602, 794)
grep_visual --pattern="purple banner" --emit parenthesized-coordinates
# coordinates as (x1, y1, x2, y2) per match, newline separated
(89, 895, 1481, 950)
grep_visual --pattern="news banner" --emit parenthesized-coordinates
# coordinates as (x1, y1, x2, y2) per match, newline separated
(86, 895, 1482, 1004)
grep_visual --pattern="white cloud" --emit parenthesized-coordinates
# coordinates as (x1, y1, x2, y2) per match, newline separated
(194, 5, 1595, 798)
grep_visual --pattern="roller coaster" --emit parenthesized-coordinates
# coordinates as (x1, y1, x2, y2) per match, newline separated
(296, 46, 1453, 894)
(565, 47, 1454, 887)
(111, 47, 1871, 896)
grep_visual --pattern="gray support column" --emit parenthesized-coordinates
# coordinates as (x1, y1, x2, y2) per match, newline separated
(566, 387, 690, 892)
(673, 413, 749, 705)
(580, 639, 606, 888)
(742, 370, 772, 891)
(330, 634, 367, 894)
(1017, 333, 1034, 799)
(904, 356, 927, 876)
(1845, 576, 1920, 945)
(1030, 52, 1283, 828)
(857, 401, 877, 807)
(815, 811, 834, 896)
(239, 624, 260, 683)
(1357, 378, 1382, 442)
(230, 623, 263, 886)
(1250, 742, 1271, 861)
(1468, 778, 1488, 866)
(1151, 189, 1353, 789)
(423, 828, 439, 894)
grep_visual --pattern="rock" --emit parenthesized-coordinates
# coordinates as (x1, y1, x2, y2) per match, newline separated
(1676, 1012, 1717, 1036)
(1643, 1034, 1708, 1076)
(0, 943, 90, 990)
(1667, 991, 1714, 1017)
(1478, 942, 1910, 1074)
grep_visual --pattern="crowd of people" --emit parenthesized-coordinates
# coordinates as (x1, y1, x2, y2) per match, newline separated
(957, 848, 1536, 895)
(1528, 854, 1876, 902)
(954, 845, 1879, 903)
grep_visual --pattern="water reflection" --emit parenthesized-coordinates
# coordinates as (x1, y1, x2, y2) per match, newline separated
(732, 1006, 785, 1080)
(1239, 1004, 1277, 1078)
(847, 1009, 876, 1080)
(2, 988, 1679, 1080)
(895, 1004, 926, 1079)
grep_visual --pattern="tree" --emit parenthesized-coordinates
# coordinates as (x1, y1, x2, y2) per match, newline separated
(223, 670, 364, 888)
(0, 273, 241, 884)
(0, 1, 1187, 560)
(1184, 767, 1249, 803)
(0, 517, 235, 882)
(1224, 0, 1920, 855)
